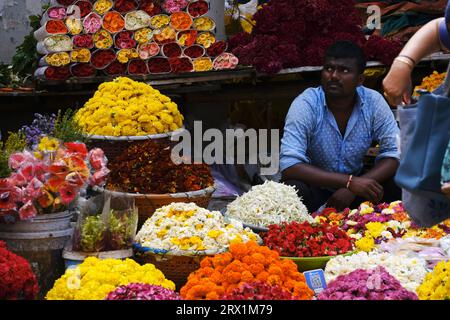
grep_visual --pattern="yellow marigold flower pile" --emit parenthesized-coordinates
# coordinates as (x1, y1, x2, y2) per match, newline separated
(180, 241, 314, 300)
(413, 71, 446, 97)
(416, 260, 450, 300)
(45, 257, 175, 300)
(74, 77, 184, 136)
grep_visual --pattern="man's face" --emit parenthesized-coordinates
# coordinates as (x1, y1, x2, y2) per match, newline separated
(321, 58, 363, 98)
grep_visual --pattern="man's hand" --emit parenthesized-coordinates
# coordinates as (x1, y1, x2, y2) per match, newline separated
(326, 188, 356, 211)
(348, 176, 384, 203)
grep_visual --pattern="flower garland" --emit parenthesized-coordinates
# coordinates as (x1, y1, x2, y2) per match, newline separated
(180, 241, 314, 300)
(416, 260, 450, 300)
(318, 266, 418, 300)
(0, 241, 39, 300)
(135, 202, 261, 254)
(105, 283, 180, 300)
(263, 221, 353, 257)
(220, 281, 296, 300)
(46, 257, 175, 300)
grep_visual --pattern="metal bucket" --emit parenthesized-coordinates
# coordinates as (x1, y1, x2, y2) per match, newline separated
(0, 211, 73, 299)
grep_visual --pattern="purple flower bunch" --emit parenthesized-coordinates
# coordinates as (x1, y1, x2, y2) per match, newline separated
(105, 283, 181, 300)
(220, 281, 297, 300)
(317, 267, 419, 300)
(21, 113, 56, 147)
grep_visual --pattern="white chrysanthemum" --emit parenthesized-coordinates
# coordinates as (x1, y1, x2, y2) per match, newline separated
(225, 180, 313, 227)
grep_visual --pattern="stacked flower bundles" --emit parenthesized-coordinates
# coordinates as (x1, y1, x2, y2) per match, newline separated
(228, 0, 402, 73)
(75, 77, 184, 136)
(0, 139, 109, 221)
(180, 241, 314, 300)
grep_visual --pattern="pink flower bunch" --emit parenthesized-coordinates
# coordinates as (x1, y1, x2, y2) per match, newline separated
(220, 281, 297, 300)
(163, 0, 189, 14)
(105, 283, 180, 300)
(0, 142, 110, 221)
(47, 7, 66, 20)
(317, 267, 419, 300)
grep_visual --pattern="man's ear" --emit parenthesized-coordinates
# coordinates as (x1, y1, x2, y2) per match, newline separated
(358, 73, 365, 86)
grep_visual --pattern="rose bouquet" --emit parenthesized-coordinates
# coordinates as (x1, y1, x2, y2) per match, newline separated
(148, 57, 171, 73)
(72, 0, 92, 18)
(47, 7, 66, 20)
(0, 241, 39, 300)
(170, 12, 193, 31)
(134, 28, 153, 44)
(169, 57, 193, 73)
(207, 41, 227, 57)
(138, 42, 159, 59)
(263, 221, 354, 257)
(128, 60, 148, 75)
(177, 29, 198, 47)
(56, 0, 75, 5)
(45, 20, 68, 34)
(162, 42, 182, 58)
(140, 0, 162, 17)
(93, 0, 113, 15)
(183, 45, 205, 59)
(135, 202, 260, 254)
(104, 60, 127, 75)
(318, 267, 419, 300)
(43, 35, 73, 52)
(153, 26, 176, 44)
(105, 283, 180, 300)
(93, 29, 113, 49)
(213, 53, 239, 70)
(117, 48, 139, 64)
(73, 34, 94, 49)
(180, 241, 314, 300)
(125, 10, 150, 31)
(83, 12, 103, 34)
(0, 140, 109, 221)
(150, 14, 170, 29)
(45, 52, 71, 67)
(193, 57, 212, 72)
(162, 0, 189, 14)
(103, 11, 125, 33)
(65, 18, 83, 35)
(71, 63, 97, 77)
(115, 30, 137, 49)
(70, 48, 91, 63)
(193, 17, 215, 31)
(187, 0, 209, 18)
(196, 31, 215, 48)
(114, 0, 138, 13)
(42, 66, 71, 80)
(46, 257, 175, 300)
(91, 49, 116, 69)
(416, 260, 450, 300)
(220, 281, 297, 300)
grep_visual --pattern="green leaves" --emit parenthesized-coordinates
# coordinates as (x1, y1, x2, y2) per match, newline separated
(53, 109, 88, 143)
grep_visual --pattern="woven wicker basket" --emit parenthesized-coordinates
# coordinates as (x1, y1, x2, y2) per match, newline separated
(84, 127, 186, 162)
(97, 186, 216, 228)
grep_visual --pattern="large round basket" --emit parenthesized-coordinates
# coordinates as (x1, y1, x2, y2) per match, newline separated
(97, 186, 216, 228)
(84, 127, 186, 162)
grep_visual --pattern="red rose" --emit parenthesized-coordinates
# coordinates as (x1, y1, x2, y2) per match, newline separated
(206, 41, 227, 57)
(104, 60, 127, 75)
(115, 31, 137, 49)
(71, 63, 96, 77)
(128, 60, 148, 75)
(91, 49, 116, 69)
(44, 66, 71, 80)
(169, 57, 193, 73)
(139, 0, 162, 16)
(75, 1, 92, 18)
(73, 34, 94, 49)
(163, 43, 182, 58)
(148, 57, 171, 73)
(114, 0, 137, 13)
(188, 0, 209, 18)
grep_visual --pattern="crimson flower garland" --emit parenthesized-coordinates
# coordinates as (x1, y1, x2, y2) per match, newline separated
(0, 241, 39, 300)
(263, 221, 354, 257)
(220, 281, 297, 300)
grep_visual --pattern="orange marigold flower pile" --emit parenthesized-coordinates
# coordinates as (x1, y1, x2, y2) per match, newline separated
(180, 241, 314, 300)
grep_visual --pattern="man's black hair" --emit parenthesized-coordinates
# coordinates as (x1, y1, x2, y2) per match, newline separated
(324, 41, 366, 74)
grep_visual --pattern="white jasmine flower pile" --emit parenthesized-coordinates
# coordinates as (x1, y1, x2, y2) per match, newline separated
(325, 251, 427, 292)
(225, 181, 313, 227)
(135, 202, 261, 255)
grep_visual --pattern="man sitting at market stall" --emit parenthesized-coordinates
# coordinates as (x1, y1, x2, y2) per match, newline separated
(280, 40, 401, 213)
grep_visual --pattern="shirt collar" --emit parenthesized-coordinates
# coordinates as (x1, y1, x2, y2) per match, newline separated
(320, 85, 366, 111)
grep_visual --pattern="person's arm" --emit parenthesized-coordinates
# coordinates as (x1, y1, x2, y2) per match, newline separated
(383, 18, 445, 106)
(282, 163, 349, 189)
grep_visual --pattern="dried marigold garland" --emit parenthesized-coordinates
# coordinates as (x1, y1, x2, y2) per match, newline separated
(180, 241, 314, 300)
(107, 140, 214, 194)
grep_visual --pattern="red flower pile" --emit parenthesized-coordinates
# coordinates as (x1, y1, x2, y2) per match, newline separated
(71, 64, 96, 77)
(220, 281, 297, 300)
(188, 0, 209, 18)
(91, 49, 116, 69)
(73, 34, 94, 49)
(207, 41, 227, 57)
(229, 0, 402, 73)
(115, 31, 137, 49)
(169, 57, 193, 73)
(114, 0, 137, 13)
(139, 0, 162, 16)
(148, 57, 171, 73)
(163, 43, 182, 58)
(0, 241, 39, 300)
(128, 60, 148, 75)
(104, 60, 127, 75)
(184, 45, 205, 58)
(44, 66, 71, 81)
(263, 221, 354, 257)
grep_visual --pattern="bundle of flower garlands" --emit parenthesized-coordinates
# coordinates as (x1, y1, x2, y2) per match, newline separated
(228, 0, 402, 74)
(105, 283, 180, 300)
(180, 241, 314, 300)
(225, 181, 314, 228)
(314, 201, 450, 252)
(324, 251, 427, 293)
(74, 77, 184, 136)
(135, 202, 261, 255)
(318, 266, 418, 300)
(107, 139, 213, 194)
(413, 71, 446, 98)
(220, 281, 296, 300)
(416, 260, 450, 300)
(0, 138, 109, 221)
(0, 241, 39, 300)
(263, 221, 353, 257)
(45, 257, 175, 300)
